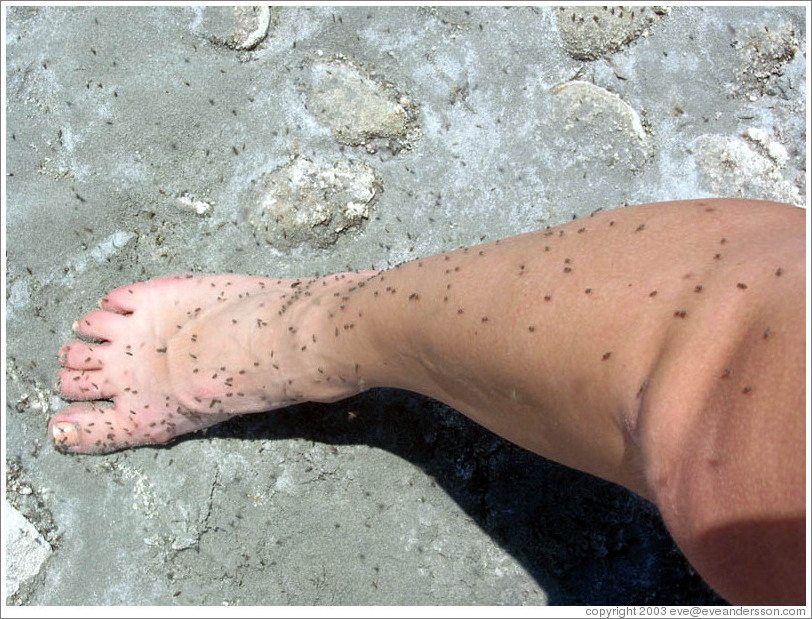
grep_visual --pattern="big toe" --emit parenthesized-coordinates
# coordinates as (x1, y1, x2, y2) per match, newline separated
(49, 402, 236, 455)
(49, 403, 168, 454)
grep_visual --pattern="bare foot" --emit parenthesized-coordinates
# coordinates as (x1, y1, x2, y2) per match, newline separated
(50, 273, 370, 454)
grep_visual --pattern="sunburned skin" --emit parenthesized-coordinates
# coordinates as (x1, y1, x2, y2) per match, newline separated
(49, 199, 806, 605)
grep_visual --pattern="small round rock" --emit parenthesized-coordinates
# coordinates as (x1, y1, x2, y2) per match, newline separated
(246, 157, 382, 250)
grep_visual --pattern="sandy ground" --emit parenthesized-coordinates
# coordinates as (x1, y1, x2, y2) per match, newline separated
(3, 4, 807, 607)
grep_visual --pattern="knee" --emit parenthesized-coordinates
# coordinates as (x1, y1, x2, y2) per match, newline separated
(639, 412, 806, 605)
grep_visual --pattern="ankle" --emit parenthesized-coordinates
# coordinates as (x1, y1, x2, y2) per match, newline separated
(289, 272, 386, 403)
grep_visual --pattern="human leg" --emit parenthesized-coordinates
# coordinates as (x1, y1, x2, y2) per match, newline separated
(50, 199, 806, 603)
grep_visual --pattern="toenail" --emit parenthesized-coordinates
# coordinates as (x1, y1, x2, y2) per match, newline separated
(51, 421, 79, 447)
(71, 321, 79, 333)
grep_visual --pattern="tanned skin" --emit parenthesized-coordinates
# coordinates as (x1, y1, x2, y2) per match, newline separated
(50, 199, 806, 604)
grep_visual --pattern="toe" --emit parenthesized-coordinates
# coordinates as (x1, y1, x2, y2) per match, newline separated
(56, 368, 117, 400)
(73, 310, 129, 342)
(99, 282, 144, 313)
(59, 342, 106, 370)
(99, 275, 199, 313)
(49, 403, 143, 454)
(48, 402, 233, 454)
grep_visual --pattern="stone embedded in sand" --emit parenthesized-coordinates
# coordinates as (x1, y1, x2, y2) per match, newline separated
(693, 134, 801, 205)
(555, 6, 670, 61)
(730, 22, 799, 100)
(5, 502, 53, 598)
(194, 6, 271, 51)
(174, 192, 214, 216)
(246, 157, 381, 249)
(551, 80, 649, 170)
(304, 57, 420, 153)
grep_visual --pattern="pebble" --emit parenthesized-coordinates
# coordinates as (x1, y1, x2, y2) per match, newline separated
(175, 192, 214, 216)
(730, 22, 799, 100)
(88, 231, 136, 262)
(5, 502, 53, 598)
(246, 157, 380, 249)
(693, 134, 801, 205)
(193, 6, 271, 51)
(551, 80, 649, 170)
(555, 6, 670, 61)
(304, 57, 420, 153)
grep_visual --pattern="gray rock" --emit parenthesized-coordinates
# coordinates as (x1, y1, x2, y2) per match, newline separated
(729, 21, 800, 100)
(692, 134, 802, 205)
(305, 57, 420, 153)
(192, 6, 271, 51)
(556, 6, 670, 61)
(5, 502, 53, 599)
(246, 157, 381, 249)
(551, 80, 650, 171)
